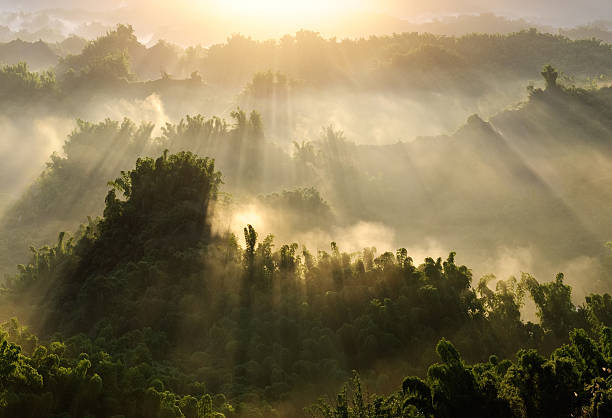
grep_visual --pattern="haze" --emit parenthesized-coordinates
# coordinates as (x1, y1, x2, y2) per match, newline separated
(2, 1, 612, 417)
(3, 0, 612, 45)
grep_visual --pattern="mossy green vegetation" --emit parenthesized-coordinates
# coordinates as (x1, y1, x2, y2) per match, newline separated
(5, 16, 612, 416)
(2, 150, 612, 416)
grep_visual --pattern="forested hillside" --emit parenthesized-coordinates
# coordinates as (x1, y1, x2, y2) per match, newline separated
(3, 148, 612, 416)
(6, 23, 612, 211)
(5, 24, 612, 123)
(3, 66, 612, 292)
(4, 6, 612, 416)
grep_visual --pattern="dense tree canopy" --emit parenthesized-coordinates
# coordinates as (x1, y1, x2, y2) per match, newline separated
(4, 18, 612, 417)
(1, 149, 612, 416)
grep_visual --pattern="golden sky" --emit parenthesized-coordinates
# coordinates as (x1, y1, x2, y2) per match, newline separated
(7, 0, 611, 21)
(4, 0, 612, 45)
(207, 0, 371, 18)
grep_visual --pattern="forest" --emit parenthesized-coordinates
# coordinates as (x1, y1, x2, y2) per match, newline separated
(3, 2, 612, 417)
(3, 146, 612, 417)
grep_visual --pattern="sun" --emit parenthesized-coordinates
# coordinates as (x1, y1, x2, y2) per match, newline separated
(210, 0, 361, 20)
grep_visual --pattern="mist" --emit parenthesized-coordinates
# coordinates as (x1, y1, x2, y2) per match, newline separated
(0, 115, 72, 213)
(3, 3, 612, 417)
(4, 0, 612, 48)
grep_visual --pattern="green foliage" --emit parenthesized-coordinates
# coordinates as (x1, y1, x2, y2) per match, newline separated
(103, 151, 221, 247)
(0, 329, 227, 417)
(257, 188, 334, 231)
(242, 71, 291, 99)
(67, 51, 133, 86)
(541, 64, 559, 89)
(184, 28, 612, 91)
(3, 74, 612, 413)
(58, 24, 141, 83)
(6, 17, 612, 418)
(0, 109, 285, 277)
(309, 372, 403, 417)
(48, 151, 221, 335)
(0, 62, 56, 101)
(320, 326, 612, 417)
(523, 273, 587, 340)
(3, 147, 612, 415)
(5, 26, 612, 109)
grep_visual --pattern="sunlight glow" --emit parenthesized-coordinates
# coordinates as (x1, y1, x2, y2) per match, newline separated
(233, 206, 264, 236)
(210, 0, 366, 20)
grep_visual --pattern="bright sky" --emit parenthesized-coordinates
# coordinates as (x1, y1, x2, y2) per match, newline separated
(3, 0, 612, 46)
(208, 0, 372, 19)
(3, 0, 612, 26)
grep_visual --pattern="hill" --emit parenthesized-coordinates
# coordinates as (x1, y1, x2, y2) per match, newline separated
(3, 149, 612, 416)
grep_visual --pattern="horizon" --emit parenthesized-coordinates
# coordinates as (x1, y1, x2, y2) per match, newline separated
(1, 1, 612, 47)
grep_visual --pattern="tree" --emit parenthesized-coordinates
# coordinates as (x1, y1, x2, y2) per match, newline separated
(523, 273, 584, 340)
(541, 64, 559, 89)
(427, 339, 489, 418)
